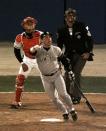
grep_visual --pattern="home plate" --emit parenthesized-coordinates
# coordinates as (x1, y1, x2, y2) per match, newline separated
(40, 118, 64, 122)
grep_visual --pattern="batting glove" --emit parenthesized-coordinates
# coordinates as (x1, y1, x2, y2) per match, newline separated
(68, 71, 75, 81)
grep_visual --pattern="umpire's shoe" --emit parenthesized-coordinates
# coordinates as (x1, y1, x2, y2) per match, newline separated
(72, 97, 81, 104)
(70, 108, 78, 121)
(63, 113, 69, 121)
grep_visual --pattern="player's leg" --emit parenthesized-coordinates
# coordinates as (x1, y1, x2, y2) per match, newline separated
(14, 74, 25, 106)
(11, 63, 32, 108)
(41, 77, 69, 117)
(72, 54, 86, 104)
(64, 71, 73, 96)
(55, 74, 78, 121)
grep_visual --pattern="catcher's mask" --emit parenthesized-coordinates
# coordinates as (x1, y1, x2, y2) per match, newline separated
(40, 32, 52, 39)
(21, 16, 37, 30)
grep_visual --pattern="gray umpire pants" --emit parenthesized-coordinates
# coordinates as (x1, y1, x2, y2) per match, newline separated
(64, 53, 86, 98)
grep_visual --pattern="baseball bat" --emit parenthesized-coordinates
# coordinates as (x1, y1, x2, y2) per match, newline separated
(74, 80, 96, 113)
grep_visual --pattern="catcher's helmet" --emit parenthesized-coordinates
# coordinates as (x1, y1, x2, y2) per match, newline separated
(21, 16, 37, 30)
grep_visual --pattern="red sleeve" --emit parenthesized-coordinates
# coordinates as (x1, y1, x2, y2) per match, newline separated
(15, 34, 22, 43)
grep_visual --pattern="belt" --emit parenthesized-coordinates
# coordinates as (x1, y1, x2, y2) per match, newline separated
(43, 70, 58, 76)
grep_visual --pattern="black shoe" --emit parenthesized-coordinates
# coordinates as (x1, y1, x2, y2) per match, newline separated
(72, 97, 81, 104)
(10, 104, 19, 109)
(63, 113, 69, 121)
(70, 109, 78, 121)
(10, 103, 22, 109)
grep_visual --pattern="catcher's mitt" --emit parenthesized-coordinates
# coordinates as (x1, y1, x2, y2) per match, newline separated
(21, 62, 28, 72)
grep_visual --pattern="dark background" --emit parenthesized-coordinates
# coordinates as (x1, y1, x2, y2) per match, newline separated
(0, 0, 106, 43)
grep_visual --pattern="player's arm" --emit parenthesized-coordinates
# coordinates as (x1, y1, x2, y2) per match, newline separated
(58, 53, 71, 71)
(85, 26, 94, 61)
(30, 45, 40, 54)
(85, 26, 94, 52)
(81, 23, 94, 60)
(14, 34, 23, 63)
(58, 53, 75, 80)
(14, 34, 30, 72)
(56, 47, 71, 71)
(14, 48, 23, 63)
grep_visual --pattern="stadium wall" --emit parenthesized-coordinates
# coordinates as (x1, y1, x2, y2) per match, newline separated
(0, 0, 105, 43)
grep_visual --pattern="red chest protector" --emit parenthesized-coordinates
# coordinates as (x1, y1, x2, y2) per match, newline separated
(16, 31, 41, 58)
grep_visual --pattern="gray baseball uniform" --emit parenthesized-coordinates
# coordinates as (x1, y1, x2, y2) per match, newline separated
(31, 44, 74, 114)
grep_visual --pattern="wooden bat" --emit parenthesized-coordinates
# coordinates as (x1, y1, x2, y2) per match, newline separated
(74, 80, 96, 113)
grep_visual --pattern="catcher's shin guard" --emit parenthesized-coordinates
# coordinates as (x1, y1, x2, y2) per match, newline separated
(15, 74, 25, 102)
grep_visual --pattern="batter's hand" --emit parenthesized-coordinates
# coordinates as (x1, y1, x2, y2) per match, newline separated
(30, 45, 40, 53)
(68, 71, 75, 81)
(21, 62, 28, 72)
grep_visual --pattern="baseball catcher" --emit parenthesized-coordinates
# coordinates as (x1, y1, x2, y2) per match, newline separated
(11, 16, 42, 109)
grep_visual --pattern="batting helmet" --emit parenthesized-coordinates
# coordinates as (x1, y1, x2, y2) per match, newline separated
(21, 16, 37, 30)
(40, 32, 52, 39)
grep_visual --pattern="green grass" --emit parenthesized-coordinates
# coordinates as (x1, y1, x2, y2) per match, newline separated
(0, 76, 44, 92)
(0, 76, 106, 93)
(81, 76, 106, 93)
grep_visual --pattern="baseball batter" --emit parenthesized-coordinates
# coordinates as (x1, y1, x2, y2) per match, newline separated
(30, 32, 78, 121)
(11, 16, 42, 108)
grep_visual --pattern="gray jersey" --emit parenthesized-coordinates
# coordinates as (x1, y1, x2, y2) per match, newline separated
(30, 44, 74, 115)
(35, 45, 62, 75)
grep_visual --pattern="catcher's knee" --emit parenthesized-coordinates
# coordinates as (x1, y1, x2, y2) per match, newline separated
(15, 74, 25, 87)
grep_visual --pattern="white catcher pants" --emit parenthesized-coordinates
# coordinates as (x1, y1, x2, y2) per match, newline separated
(18, 55, 39, 77)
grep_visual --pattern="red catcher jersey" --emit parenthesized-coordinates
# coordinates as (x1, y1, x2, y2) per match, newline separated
(14, 31, 41, 58)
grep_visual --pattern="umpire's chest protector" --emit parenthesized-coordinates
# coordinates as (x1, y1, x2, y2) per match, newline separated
(64, 21, 88, 53)
(72, 22, 87, 42)
(59, 21, 88, 53)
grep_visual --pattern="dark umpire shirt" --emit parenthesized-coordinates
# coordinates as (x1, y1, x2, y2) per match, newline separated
(57, 21, 94, 59)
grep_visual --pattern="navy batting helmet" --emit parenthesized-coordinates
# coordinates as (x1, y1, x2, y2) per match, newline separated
(40, 32, 52, 39)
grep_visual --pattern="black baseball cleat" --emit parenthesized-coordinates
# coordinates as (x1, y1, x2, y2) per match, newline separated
(10, 102, 22, 109)
(70, 109, 78, 121)
(63, 113, 69, 121)
(10, 104, 20, 109)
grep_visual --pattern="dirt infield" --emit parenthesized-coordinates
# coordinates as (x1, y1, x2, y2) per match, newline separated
(0, 93, 106, 131)
(0, 43, 106, 130)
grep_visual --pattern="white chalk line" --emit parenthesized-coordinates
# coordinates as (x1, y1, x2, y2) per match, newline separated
(0, 92, 106, 95)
